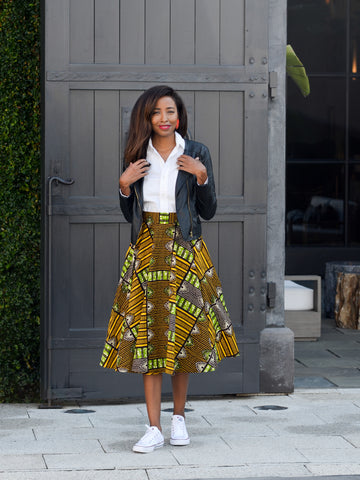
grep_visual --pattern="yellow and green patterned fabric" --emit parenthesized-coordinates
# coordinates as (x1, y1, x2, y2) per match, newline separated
(100, 212, 239, 375)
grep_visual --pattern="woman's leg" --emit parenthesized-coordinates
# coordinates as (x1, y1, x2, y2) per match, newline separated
(143, 374, 163, 430)
(171, 373, 189, 417)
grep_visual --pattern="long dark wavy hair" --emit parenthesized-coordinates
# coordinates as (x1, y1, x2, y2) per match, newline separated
(124, 85, 188, 165)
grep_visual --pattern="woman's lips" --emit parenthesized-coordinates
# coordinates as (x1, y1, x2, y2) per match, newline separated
(159, 125, 171, 130)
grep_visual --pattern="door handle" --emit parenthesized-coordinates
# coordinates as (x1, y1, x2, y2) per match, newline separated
(47, 176, 75, 216)
(45, 175, 74, 406)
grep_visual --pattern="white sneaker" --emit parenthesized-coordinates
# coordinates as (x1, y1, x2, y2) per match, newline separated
(132, 425, 164, 453)
(170, 415, 190, 445)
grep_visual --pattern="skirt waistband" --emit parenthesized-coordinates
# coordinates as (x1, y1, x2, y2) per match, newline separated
(142, 212, 178, 225)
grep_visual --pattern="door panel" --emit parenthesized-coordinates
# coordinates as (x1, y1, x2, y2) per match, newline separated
(43, 0, 269, 401)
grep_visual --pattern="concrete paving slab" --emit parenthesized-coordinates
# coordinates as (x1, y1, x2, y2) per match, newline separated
(147, 464, 310, 479)
(319, 332, 349, 340)
(33, 426, 126, 441)
(310, 404, 360, 422)
(298, 447, 360, 463)
(248, 409, 327, 427)
(0, 429, 35, 442)
(348, 466, 360, 474)
(326, 376, 360, 388)
(86, 414, 145, 428)
(0, 438, 103, 455)
(305, 340, 359, 349)
(185, 399, 253, 414)
(296, 349, 337, 360)
(199, 418, 275, 437)
(122, 400, 192, 416)
(334, 387, 360, 395)
(44, 450, 178, 470)
(170, 436, 307, 465)
(296, 366, 360, 376)
(206, 407, 326, 430)
(184, 477, 360, 480)
(294, 376, 337, 388)
(0, 471, 148, 480)
(0, 415, 91, 430)
(307, 463, 360, 476)
(327, 346, 360, 355)
(185, 477, 360, 480)
(55, 404, 143, 420)
(274, 420, 360, 437)
(296, 356, 360, 369)
(74, 403, 146, 416)
(337, 327, 360, 336)
(223, 433, 352, 450)
(0, 405, 30, 419)
(244, 398, 297, 409)
(0, 454, 46, 471)
(290, 389, 359, 400)
(342, 434, 360, 448)
(0, 417, 54, 430)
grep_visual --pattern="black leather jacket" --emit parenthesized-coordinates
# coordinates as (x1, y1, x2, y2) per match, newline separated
(120, 139, 217, 244)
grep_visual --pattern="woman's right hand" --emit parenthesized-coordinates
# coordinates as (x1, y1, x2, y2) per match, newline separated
(119, 159, 150, 196)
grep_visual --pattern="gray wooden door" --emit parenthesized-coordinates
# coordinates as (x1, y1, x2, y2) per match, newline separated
(42, 0, 269, 402)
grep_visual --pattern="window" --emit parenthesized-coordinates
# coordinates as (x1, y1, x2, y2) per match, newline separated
(286, 0, 360, 246)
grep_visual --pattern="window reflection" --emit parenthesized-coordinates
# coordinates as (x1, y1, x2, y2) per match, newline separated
(287, 78, 346, 161)
(350, 0, 360, 77)
(349, 79, 360, 160)
(287, 0, 360, 248)
(349, 165, 360, 245)
(286, 164, 345, 245)
(288, 0, 346, 73)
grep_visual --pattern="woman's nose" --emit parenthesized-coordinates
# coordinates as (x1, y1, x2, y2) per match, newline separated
(160, 111, 168, 122)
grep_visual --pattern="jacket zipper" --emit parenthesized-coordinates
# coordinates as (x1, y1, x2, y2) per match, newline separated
(186, 179, 193, 238)
(134, 184, 141, 210)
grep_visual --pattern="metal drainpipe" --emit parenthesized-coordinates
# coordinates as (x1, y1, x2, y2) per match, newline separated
(47, 176, 74, 407)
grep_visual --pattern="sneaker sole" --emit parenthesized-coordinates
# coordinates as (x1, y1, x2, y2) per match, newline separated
(170, 438, 190, 446)
(132, 441, 164, 453)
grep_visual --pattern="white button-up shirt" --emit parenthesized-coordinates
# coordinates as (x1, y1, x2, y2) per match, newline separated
(120, 132, 207, 211)
(143, 131, 184, 213)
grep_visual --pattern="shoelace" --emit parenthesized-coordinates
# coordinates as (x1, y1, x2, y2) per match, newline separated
(171, 417, 186, 436)
(138, 425, 161, 444)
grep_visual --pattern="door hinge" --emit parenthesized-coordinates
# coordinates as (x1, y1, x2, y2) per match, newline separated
(267, 282, 276, 308)
(269, 71, 278, 100)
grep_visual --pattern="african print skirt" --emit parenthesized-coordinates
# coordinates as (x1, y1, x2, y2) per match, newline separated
(100, 212, 239, 375)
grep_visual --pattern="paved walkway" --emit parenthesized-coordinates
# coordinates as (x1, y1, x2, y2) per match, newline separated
(295, 317, 360, 389)
(1, 388, 360, 479)
(1, 318, 360, 479)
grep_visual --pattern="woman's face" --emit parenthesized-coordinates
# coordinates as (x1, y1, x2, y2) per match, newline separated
(151, 96, 179, 139)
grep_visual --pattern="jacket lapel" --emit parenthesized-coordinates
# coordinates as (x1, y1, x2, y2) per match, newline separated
(175, 170, 187, 196)
(175, 138, 192, 196)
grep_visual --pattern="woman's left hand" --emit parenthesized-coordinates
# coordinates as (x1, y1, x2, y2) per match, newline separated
(177, 155, 208, 185)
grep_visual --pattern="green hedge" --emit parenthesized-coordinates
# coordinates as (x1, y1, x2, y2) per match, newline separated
(0, 1, 41, 402)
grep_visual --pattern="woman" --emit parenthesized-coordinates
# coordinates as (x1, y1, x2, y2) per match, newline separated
(100, 85, 239, 453)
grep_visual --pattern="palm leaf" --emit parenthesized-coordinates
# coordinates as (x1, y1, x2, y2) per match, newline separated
(286, 44, 310, 97)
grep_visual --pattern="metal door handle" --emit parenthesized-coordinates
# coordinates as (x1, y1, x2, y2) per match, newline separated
(48, 176, 75, 216)
(45, 175, 74, 406)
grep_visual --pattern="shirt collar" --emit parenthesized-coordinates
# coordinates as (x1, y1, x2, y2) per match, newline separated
(148, 131, 185, 152)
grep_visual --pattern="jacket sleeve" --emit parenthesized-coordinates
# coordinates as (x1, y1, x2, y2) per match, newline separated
(119, 186, 134, 223)
(195, 144, 217, 220)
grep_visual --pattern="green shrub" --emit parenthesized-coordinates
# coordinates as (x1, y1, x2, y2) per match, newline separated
(0, 0, 41, 402)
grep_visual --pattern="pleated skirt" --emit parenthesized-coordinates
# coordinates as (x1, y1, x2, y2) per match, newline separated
(100, 212, 239, 375)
